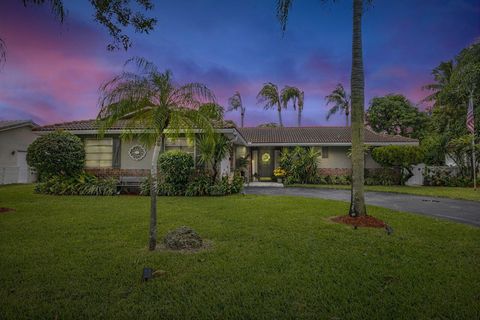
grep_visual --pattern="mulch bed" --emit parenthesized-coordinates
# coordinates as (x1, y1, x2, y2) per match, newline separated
(332, 215, 386, 228)
(0, 207, 15, 214)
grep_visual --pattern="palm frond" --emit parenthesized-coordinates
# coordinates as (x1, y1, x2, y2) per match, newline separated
(276, 0, 294, 32)
(325, 83, 350, 120)
(257, 83, 280, 109)
(0, 38, 6, 70)
(227, 91, 244, 112)
(97, 57, 216, 148)
(281, 86, 302, 109)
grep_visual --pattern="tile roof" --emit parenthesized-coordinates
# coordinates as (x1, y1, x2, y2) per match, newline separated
(237, 127, 418, 145)
(0, 120, 37, 131)
(35, 120, 418, 145)
(34, 119, 236, 131)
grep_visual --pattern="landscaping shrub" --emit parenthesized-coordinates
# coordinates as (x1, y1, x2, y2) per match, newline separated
(423, 166, 473, 187)
(142, 171, 244, 197)
(364, 168, 400, 185)
(371, 145, 424, 185)
(35, 173, 117, 196)
(27, 131, 85, 180)
(229, 172, 245, 194)
(280, 147, 319, 184)
(185, 173, 212, 196)
(158, 150, 194, 186)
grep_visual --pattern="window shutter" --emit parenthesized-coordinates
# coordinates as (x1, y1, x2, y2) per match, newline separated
(113, 138, 121, 168)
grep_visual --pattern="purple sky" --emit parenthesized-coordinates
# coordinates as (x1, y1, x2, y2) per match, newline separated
(0, 0, 479, 126)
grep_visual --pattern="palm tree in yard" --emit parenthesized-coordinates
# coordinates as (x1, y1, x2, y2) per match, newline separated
(98, 57, 215, 250)
(422, 61, 454, 103)
(277, 0, 369, 217)
(227, 91, 246, 127)
(282, 86, 305, 127)
(257, 82, 285, 127)
(325, 83, 351, 126)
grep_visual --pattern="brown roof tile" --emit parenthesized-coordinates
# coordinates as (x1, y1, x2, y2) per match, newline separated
(35, 120, 417, 145)
(237, 127, 418, 145)
(34, 119, 236, 131)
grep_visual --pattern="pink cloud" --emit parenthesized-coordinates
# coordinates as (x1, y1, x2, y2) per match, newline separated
(0, 1, 122, 124)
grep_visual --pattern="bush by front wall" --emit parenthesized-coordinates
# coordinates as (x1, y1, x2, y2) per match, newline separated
(35, 173, 117, 196)
(27, 131, 86, 180)
(141, 172, 244, 197)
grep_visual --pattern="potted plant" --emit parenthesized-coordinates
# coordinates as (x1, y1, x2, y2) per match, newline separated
(273, 167, 286, 183)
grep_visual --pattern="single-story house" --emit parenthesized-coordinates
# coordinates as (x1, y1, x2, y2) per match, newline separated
(0, 120, 38, 184)
(34, 119, 418, 182)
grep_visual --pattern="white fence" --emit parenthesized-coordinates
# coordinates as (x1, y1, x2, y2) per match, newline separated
(0, 166, 36, 185)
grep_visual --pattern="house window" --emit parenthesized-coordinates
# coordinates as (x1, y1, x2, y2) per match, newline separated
(84, 138, 113, 168)
(164, 137, 194, 155)
(322, 146, 329, 159)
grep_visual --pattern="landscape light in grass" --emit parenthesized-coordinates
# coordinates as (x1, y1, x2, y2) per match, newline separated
(142, 268, 153, 282)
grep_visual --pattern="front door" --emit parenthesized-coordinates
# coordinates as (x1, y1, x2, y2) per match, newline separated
(258, 149, 274, 180)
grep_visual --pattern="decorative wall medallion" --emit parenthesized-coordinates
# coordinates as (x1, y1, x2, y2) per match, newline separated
(128, 145, 147, 161)
(261, 153, 271, 162)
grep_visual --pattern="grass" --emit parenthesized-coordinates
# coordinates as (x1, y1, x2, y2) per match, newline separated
(0, 184, 479, 319)
(289, 184, 480, 202)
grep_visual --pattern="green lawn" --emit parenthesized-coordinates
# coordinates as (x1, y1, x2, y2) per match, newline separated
(289, 184, 480, 201)
(0, 185, 479, 319)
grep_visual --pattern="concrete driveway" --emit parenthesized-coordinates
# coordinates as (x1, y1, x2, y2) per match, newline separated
(244, 187, 480, 227)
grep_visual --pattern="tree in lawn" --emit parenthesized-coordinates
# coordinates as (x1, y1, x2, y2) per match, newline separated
(282, 86, 305, 127)
(227, 92, 246, 128)
(366, 94, 430, 139)
(325, 83, 351, 126)
(257, 83, 286, 127)
(98, 57, 215, 251)
(277, 0, 370, 216)
(0, 0, 156, 68)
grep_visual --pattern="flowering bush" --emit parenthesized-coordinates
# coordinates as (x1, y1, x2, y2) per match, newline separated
(273, 168, 286, 177)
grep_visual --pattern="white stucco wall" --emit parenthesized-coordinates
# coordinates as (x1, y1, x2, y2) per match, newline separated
(120, 139, 152, 170)
(316, 146, 381, 169)
(0, 126, 38, 184)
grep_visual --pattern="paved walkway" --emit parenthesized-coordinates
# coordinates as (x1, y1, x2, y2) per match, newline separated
(244, 187, 480, 227)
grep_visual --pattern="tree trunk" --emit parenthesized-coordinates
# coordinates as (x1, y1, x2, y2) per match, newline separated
(298, 108, 302, 127)
(148, 135, 163, 251)
(278, 104, 284, 127)
(346, 111, 349, 127)
(349, 0, 367, 217)
(241, 111, 245, 128)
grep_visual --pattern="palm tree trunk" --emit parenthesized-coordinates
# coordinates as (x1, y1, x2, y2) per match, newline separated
(346, 112, 349, 127)
(298, 108, 302, 127)
(278, 105, 284, 127)
(241, 111, 245, 128)
(349, 0, 367, 217)
(148, 135, 163, 250)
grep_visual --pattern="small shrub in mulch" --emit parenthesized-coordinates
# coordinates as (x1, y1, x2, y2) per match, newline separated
(163, 226, 203, 250)
(332, 215, 386, 228)
(0, 207, 15, 214)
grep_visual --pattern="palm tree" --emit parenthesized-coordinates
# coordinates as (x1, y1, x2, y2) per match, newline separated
(97, 57, 216, 251)
(325, 83, 351, 126)
(257, 83, 285, 127)
(422, 61, 454, 103)
(227, 92, 246, 127)
(282, 86, 305, 127)
(0, 38, 6, 71)
(277, 0, 369, 217)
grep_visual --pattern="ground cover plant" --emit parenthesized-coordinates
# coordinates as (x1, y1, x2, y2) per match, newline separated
(288, 184, 480, 202)
(0, 184, 478, 319)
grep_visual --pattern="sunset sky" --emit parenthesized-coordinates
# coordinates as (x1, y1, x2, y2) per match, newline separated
(0, 0, 479, 126)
